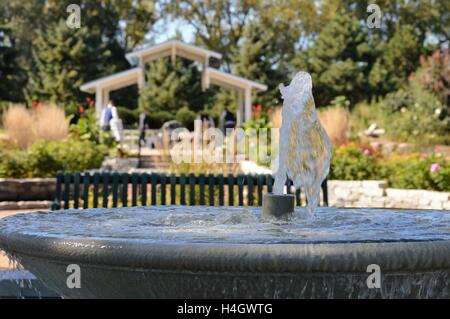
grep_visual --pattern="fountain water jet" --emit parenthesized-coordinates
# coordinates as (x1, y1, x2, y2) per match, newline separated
(267, 71, 332, 219)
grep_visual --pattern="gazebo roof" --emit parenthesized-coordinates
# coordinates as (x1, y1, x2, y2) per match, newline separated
(205, 67, 268, 92)
(126, 40, 222, 65)
(80, 67, 142, 93)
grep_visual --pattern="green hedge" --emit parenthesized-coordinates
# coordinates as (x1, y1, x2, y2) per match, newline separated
(0, 139, 108, 178)
(330, 144, 450, 192)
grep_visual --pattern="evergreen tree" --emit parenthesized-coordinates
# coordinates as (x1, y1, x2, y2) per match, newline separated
(25, 20, 118, 108)
(369, 25, 422, 95)
(233, 20, 290, 109)
(292, 11, 372, 107)
(8, 0, 156, 108)
(139, 56, 214, 127)
(0, 25, 26, 102)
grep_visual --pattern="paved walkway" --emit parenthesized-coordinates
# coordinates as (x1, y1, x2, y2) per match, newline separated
(0, 209, 47, 269)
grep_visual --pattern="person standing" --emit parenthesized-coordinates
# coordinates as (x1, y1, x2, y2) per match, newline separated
(138, 112, 147, 147)
(219, 107, 236, 133)
(100, 99, 123, 142)
(100, 99, 119, 131)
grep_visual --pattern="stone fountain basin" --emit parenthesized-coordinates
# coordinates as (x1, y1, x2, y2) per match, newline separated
(0, 207, 449, 298)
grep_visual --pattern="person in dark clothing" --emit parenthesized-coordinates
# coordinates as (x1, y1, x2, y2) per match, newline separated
(219, 107, 236, 133)
(138, 112, 147, 147)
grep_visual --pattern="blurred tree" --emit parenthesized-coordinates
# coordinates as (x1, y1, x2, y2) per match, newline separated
(0, 25, 26, 102)
(232, 20, 286, 108)
(341, 0, 449, 45)
(162, 0, 262, 70)
(411, 48, 450, 106)
(369, 25, 421, 95)
(3, 0, 157, 108)
(139, 56, 214, 122)
(292, 11, 372, 107)
(25, 20, 115, 106)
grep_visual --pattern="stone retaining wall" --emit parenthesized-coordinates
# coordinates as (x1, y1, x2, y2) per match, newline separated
(0, 178, 56, 201)
(328, 180, 450, 210)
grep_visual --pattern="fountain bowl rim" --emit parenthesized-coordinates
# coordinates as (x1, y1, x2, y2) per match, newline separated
(1, 231, 449, 273)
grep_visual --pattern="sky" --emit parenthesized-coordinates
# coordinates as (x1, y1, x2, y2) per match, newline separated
(151, 18, 196, 44)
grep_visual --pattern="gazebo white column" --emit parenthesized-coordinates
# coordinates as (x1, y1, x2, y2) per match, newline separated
(201, 57, 209, 91)
(137, 67, 145, 90)
(237, 90, 244, 126)
(244, 87, 252, 123)
(95, 87, 103, 120)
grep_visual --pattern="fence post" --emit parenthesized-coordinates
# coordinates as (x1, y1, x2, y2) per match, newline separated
(63, 173, 71, 209)
(82, 172, 90, 209)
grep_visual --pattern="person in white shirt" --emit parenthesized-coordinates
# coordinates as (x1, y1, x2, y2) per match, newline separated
(100, 99, 123, 142)
(100, 99, 119, 131)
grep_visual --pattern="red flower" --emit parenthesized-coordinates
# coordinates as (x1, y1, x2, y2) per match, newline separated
(256, 104, 262, 111)
(78, 105, 85, 113)
(267, 108, 272, 115)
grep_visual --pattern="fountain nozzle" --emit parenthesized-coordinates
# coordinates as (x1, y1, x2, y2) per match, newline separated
(262, 193, 295, 219)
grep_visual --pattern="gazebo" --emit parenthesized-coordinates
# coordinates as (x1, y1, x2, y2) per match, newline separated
(80, 40, 267, 125)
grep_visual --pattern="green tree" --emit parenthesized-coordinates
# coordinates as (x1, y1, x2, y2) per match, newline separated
(26, 20, 113, 106)
(369, 25, 421, 95)
(233, 20, 286, 108)
(139, 56, 214, 126)
(341, 0, 449, 45)
(0, 25, 26, 102)
(163, 0, 262, 70)
(293, 11, 372, 106)
(3, 0, 157, 107)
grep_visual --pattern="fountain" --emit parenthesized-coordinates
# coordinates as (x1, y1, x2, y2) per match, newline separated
(0, 72, 449, 299)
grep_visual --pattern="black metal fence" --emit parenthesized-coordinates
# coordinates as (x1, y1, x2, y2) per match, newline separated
(52, 172, 328, 210)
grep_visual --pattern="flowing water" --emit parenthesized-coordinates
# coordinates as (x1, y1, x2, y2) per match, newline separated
(274, 72, 332, 217)
(1, 206, 449, 244)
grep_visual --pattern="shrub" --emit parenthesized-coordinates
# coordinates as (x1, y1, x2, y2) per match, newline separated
(330, 143, 379, 180)
(430, 166, 450, 192)
(329, 144, 450, 191)
(2, 104, 34, 148)
(32, 104, 69, 142)
(175, 107, 197, 130)
(69, 110, 115, 147)
(146, 110, 173, 129)
(0, 139, 108, 178)
(117, 106, 139, 127)
(0, 149, 26, 178)
(380, 154, 450, 191)
(381, 82, 449, 142)
(349, 101, 383, 140)
(2, 104, 68, 149)
(0, 101, 9, 121)
(350, 84, 449, 146)
(318, 105, 350, 145)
